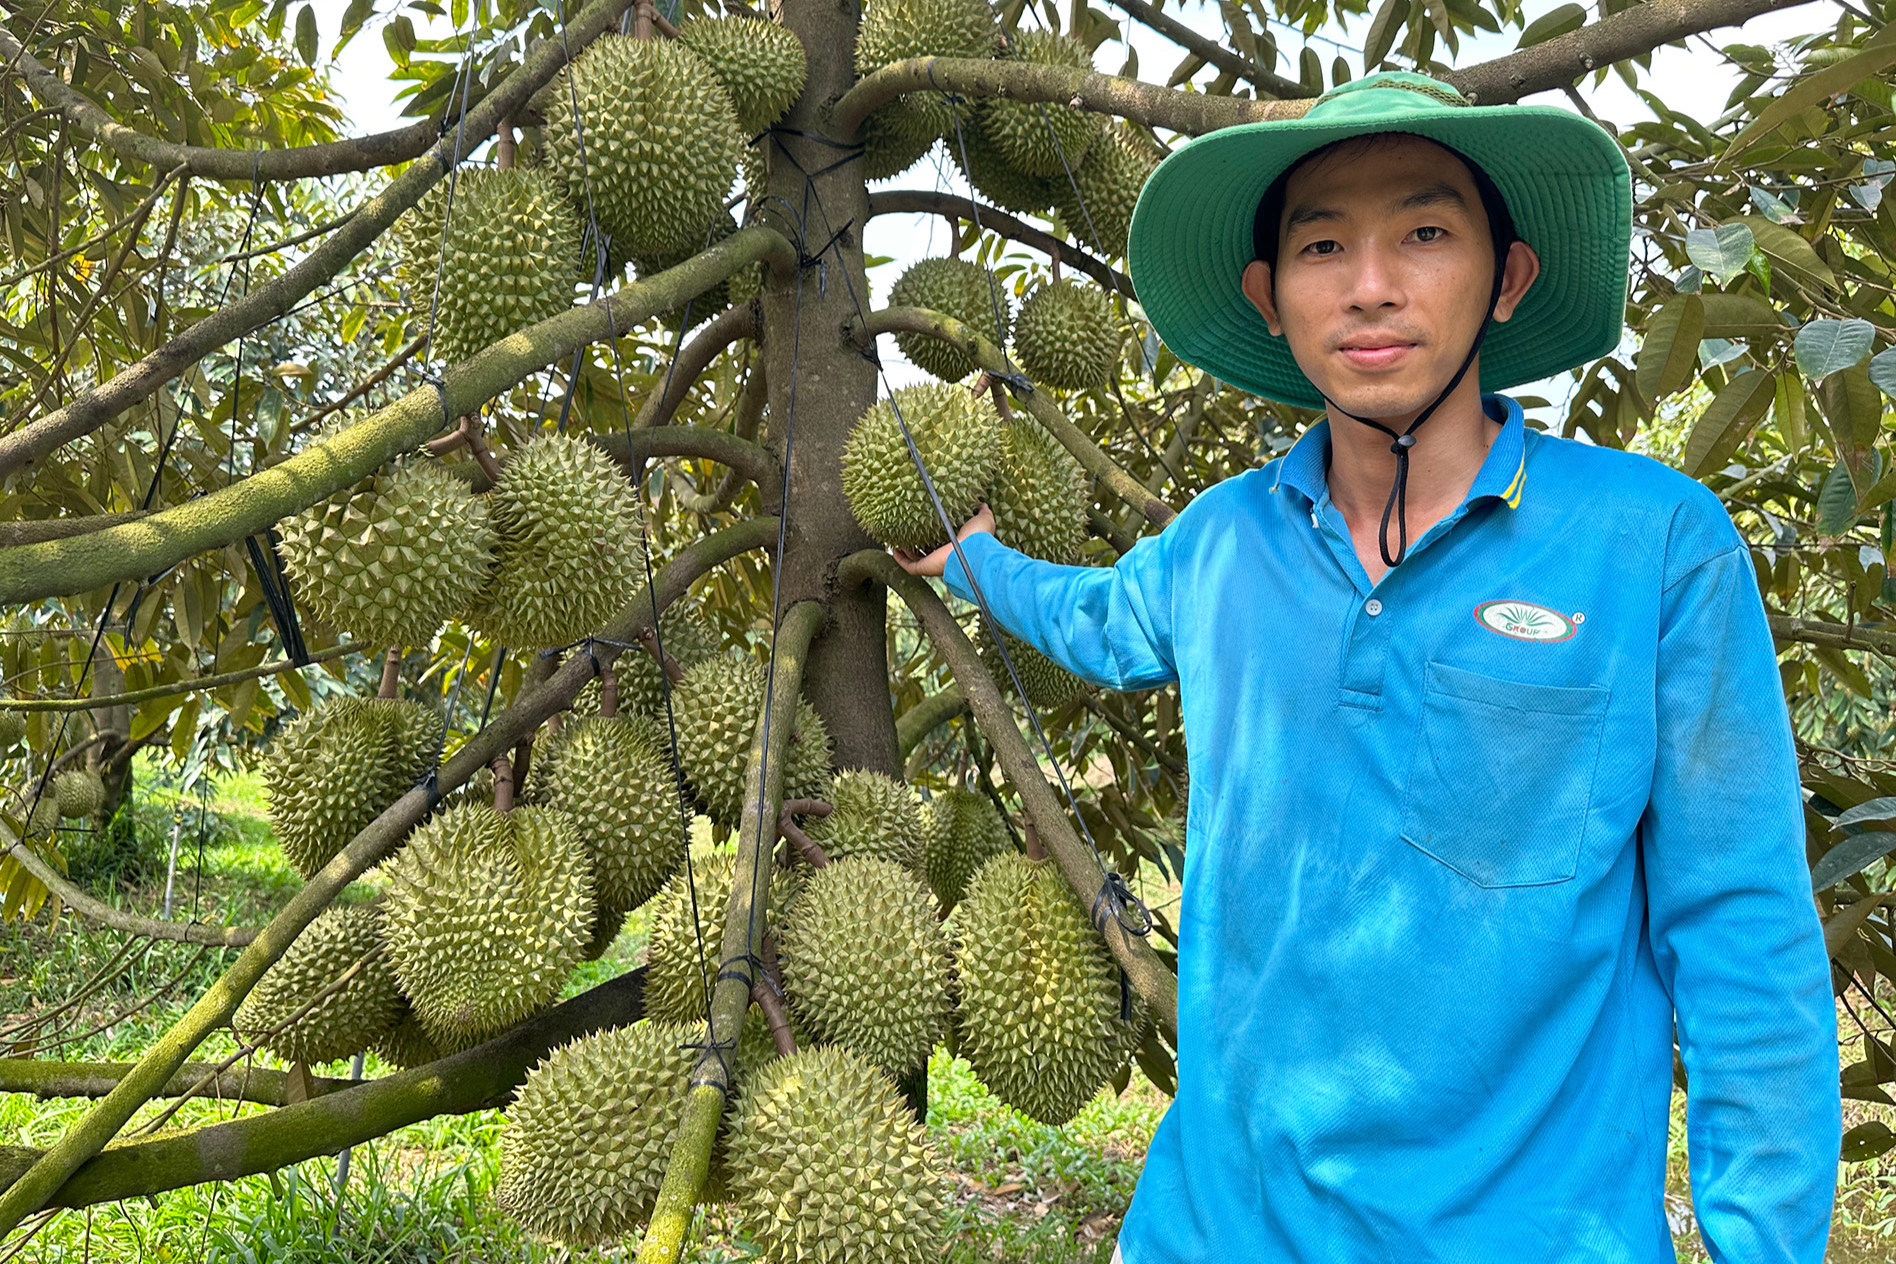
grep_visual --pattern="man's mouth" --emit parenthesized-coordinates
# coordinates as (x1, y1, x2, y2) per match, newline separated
(1336, 340, 1418, 369)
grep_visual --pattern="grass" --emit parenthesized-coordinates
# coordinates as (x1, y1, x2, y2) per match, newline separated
(0, 758, 1889, 1261)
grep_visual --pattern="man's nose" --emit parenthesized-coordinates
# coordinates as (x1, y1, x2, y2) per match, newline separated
(1343, 244, 1405, 313)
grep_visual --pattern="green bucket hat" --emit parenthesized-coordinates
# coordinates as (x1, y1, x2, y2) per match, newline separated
(1125, 71, 1632, 409)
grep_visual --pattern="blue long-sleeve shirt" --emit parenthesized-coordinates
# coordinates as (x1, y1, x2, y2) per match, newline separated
(942, 394, 1839, 1264)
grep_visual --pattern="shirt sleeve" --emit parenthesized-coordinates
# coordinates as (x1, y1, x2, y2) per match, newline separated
(939, 528, 1179, 691)
(1642, 534, 1840, 1264)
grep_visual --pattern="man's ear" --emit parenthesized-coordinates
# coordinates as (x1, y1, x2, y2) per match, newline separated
(1240, 260, 1282, 336)
(1493, 241, 1541, 323)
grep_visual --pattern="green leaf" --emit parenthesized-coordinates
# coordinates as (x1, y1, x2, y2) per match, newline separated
(1362, 0, 1406, 68)
(1812, 830, 1896, 891)
(1835, 797, 1896, 834)
(1682, 368, 1773, 478)
(1868, 347, 1896, 399)
(1820, 367, 1883, 486)
(1684, 223, 1753, 285)
(1774, 371, 1807, 450)
(1723, 24, 1896, 161)
(1698, 292, 1781, 339)
(1635, 294, 1704, 403)
(1819, 458, 1859, 535)
(1740, 216, 1835, 293)
(1794, 319, 1874, 381)
(1517, 2, 1585, 47)
(294, 4, 318, 65)
(384, 14, 415, 65)
(1843, 1121, 1896, 1163)
(337, 0, 375, 52)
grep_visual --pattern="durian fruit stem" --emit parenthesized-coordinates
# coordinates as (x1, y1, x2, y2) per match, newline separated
(378, 647, 403, 699)
(638, 599, 826, 1264)
(1022, 821, 1048, 861)
(597, 660, 619, 719)
(495, 117, 516, 170)
(836, 550, 1180, 1033)
(752, 932, 797, 1056)
(636, 625, 686, 685)
(634, 0, 654, 39)
(0, 521, 779, 1235)
(460, 414, 504, 485)
(491, 755, 515, 813)
(777, 799, 832, 868)
(852, 306, 1178, 529)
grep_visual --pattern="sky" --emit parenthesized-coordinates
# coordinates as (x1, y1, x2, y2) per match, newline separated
(321, 0, 1825, 402)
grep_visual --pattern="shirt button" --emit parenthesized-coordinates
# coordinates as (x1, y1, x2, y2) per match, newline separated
(1364, 598, 1384, 616)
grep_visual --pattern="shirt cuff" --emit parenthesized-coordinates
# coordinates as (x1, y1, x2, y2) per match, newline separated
(941, 530, 1001, 603)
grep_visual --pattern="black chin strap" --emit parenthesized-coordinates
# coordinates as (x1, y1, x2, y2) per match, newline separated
(1321, 259, 1508, 569)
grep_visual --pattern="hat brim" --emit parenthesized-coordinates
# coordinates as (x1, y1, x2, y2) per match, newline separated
(1125, 106, 1632, 409)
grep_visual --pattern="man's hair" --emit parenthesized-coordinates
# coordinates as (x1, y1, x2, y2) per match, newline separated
(1249, 133, 1518, 275)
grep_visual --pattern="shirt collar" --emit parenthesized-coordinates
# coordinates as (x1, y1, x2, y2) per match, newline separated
(1270, 393, 1528, 511)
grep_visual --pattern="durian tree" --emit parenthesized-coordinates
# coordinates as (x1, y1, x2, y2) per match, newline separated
(1, 0, 1894, 1254)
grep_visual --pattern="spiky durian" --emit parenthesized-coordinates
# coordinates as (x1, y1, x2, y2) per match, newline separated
(392, 166, 581, 364)
(671, 652, 833, 831)
(543, 715, 688, 915)
(952, 851, 1145, 1124)
(855, 0, 998, 136)
(495, 1019, 699, 1244)
(921, 787, 1012, 911)
(804, 768, 926, 872)
(841, 382, 1001, 552)
(540, 35, 743, 262)
(1053, 124, 1157, 258)
(643, 852, 801, 1023)
(381, 802, 593, 1044)
(233, 904, 404, 1066)
(51, 769, 104, 819)
(947, 116, 1059, 215)
(1014, 279, 1119, 392)
(263, 698, 443, 878)
(580, 904, 628, 962)
(677, 17, 807, 135)
(776, 857, 948, 1075)
(464, 433, 645, 650)
(374, 1000, 473, 1070)
(277, 452, 495, 649)
(619, 595, 720, 719)
(630, 210, 739, 330)
(860, 101, 941, 181)
(887, 256, 1011, 382)
(978, 31, 1103, 177)
(24, 796, 58, 838)
(988, 416, 1088, 564)
(0, 710, 25, 754)
(726, 1045, 950, 1264)
(976, 618, 1084, 708)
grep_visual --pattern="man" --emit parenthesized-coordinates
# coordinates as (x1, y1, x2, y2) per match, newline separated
(897, 72, 1840, 1263)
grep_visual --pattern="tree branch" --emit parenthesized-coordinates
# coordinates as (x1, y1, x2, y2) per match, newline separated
(1771, 615, 1896, 657)
(867, 191, 1133, 297)
(633, 300, 762, 430)
(1102, 0, 1312, 99)
(852, 305, 1177, 528)
(895, 685, 967, 759)
(639, 599, 826, 1264)
(0, 1058, 358, 1106)
(0, 0, 639, 486)
(0, 642, 361, 712)
(837, 550, 1178, 1032)
(0, 969, 646, 1210)
(0, 227, 796, 604)
(592, 426, 781, 493)
(4, 842, 259, 947)
(0, 518, 777, 1236)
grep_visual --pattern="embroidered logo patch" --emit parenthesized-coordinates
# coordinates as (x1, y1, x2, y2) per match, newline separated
(1474, 599, 1578, 643)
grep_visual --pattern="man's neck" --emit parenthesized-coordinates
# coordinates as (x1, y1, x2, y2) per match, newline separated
(1322, 377, 1499, 584)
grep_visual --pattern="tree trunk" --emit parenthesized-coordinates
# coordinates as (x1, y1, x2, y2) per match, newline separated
(759, 0, 898, 779)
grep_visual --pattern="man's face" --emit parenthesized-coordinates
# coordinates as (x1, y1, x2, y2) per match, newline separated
(1240, 134, 1538, 420)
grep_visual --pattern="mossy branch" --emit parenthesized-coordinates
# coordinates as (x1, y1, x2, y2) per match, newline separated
(867, 192, 1132, 298)
(852, 306, 1177, 529)
(0, 969, 647, 1210)
(0, 518, 778, 1236)
(0, 228, 796, 605)
(3, 842, 259, 947)
(638, 598, 827, 1264)
(1769, 615, 1896, 657)
(837, 550, 1179, 1032)
(1102, 0, 1312, 98)
(0, 0, 639, 486)
(0, 642, 361, 713)
(895, 685, 968, 759)
(633, 300, 762, 430)
(0, 1058, 359, 1106)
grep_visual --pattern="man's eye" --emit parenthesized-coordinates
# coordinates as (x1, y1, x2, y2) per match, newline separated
(1303, 239, 1340, 256)
(1413, 225, 1444, 243)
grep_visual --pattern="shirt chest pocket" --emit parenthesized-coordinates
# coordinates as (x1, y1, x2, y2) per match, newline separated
(1400, 660, 1610, 888)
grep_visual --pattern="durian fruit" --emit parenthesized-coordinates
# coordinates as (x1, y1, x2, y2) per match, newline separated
(391, 166, 581, 364)
(921, 787, 1012, 911)
(643, 852, 801, 1022)
(277, 451, 495, 648)
(580, 905, 628, 962)
(263, 698, 443, 878)
(855, 0, 999, 136)
(726, 1045, 949, 1264)
(540, 35, 744, 262)
(495, 1019, 699, 1244)
(23, 796, 58, 838)
(677, 17, 807, 135)
(1053, 124, 1158, 258)
(978, 31, 1104, 176)
(0, 710, 25, 754)
(233, 904, 404, 1066)
(381, 801, 593, 1044)
(622, 595, 720, 718)
(464, 433, 645, 649)
(804, 768, 926, 872)
(542, 715, 688, 915)
(947, 116, 1059, 215)
(952, 851, 1145, 1125)
(977, 618, 1084, 708)
(631, 210, 739, 330)
(374, 1000, 473, 1070)
(860, 101, 940, 181)
(776, 856, 948, 1075)
(1015, 279, 1120, 392)
(988, 416, 1088, 564)
(887, 256, 1011, 381)
(51, 769, 104, 819)
(841, 382, 1001, 552)
(671, 652, 833, 831)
